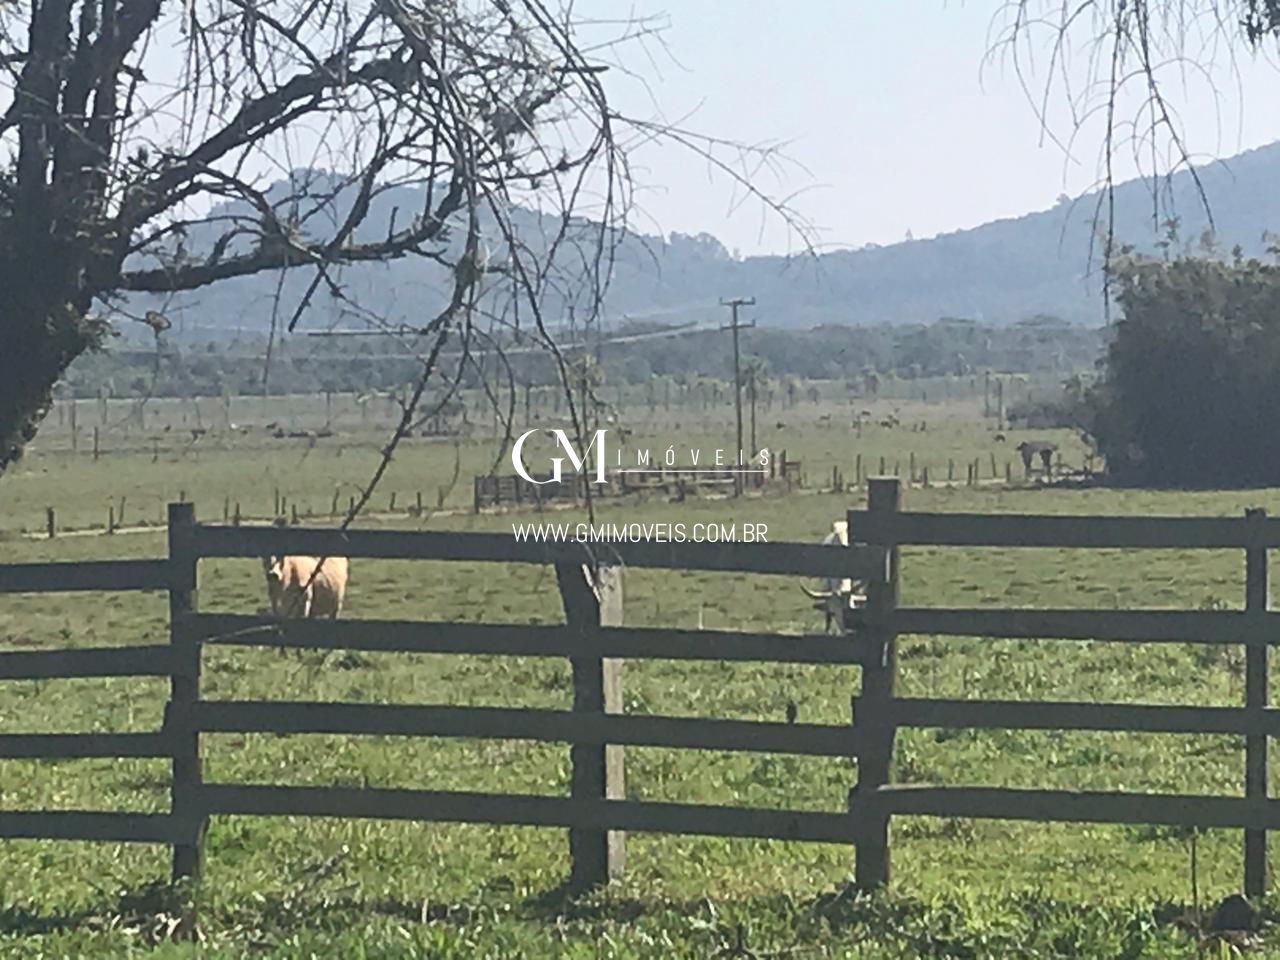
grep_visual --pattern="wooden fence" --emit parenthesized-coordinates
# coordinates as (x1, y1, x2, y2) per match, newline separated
(3, 483, 1280, 904)
(1, 502, 877, 894)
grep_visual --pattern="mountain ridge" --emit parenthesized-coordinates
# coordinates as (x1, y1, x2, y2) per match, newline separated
(125, 140, 1280, 337)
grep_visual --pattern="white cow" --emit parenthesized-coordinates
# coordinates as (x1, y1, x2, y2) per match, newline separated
(262, 555, 349, 619)
(801, 520, 867, 632)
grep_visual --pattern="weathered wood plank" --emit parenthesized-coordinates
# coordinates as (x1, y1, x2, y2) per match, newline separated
(0, 559, 171, 594)
(875, 785, 1280, 830)
(0, 732, 174, 759)
(189, 525, 882, 579)
(0, 811, 182, 843)
(0, 645, 179, 680)
(558, 561, 625, 886)
(868, 697, 1278, 736)
(199, 784, 857, 843)
(849, 510, 1280, 549)
(890, 607, 1275, 643)
(182, 614, 865, 665)
(192, 701, 860, 757)
(167, 501, 204, 885)
(1245, 507, 1270, 897)
(850, 479, 900, 890)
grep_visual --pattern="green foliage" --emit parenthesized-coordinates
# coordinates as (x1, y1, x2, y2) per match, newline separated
(1007, 375, 1093, 429)
(1088, 252, 1280, 486)
(69, 317, 1101, 400)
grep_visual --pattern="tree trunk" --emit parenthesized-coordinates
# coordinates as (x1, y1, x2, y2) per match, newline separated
(0, 265, 95, 473)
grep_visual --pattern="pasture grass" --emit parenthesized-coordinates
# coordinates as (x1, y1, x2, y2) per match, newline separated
(8, 400, 1280, 954)
(4, 388, 1081, 534)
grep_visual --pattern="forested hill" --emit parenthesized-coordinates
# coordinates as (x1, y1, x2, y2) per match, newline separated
(129, 141, 1280, 336)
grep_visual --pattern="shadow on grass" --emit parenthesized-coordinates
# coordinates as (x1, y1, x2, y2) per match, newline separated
(4, 875, 1275, 956)
(0, 879, 188, 943)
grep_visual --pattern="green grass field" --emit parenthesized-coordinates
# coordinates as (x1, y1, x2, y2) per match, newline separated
(5, 389, 1280, 957)
(6, 385, 1076, 535)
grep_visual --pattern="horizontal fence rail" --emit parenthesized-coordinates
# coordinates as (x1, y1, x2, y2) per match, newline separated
(0, 811, 183, 843)
(849, 510, 1280, 549)
(198, 784, 858, 844)
(193, 701, 861, 757)
(0, 645, 182, 680)
(864, 697, 1280, 736)
(0, 559, 172, 594)
(876, 785, 1280, 831)
(0, 732, 176, 759)
(887, 607, 1277, 644)
(191, 524, 883, 581)
(184, 614, 867, 665)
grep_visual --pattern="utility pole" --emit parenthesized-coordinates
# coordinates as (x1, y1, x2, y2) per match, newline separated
(721, 296, 756, 496)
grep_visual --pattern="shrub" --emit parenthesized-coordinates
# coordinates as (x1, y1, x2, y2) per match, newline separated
(1088, 250, 1280, 487)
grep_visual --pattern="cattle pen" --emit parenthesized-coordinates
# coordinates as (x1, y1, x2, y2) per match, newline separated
(3, 478, 1280, 921)
(471, 451, 801, 513)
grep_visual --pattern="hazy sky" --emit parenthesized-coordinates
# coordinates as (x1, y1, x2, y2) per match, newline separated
(587, 1, 1280, 256)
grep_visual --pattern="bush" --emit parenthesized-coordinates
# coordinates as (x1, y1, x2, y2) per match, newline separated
(1089, 250, 1280, 487)
(1006, 396, 1082, 430)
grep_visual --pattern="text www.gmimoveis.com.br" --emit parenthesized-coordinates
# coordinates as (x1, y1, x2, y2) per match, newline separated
(511, 522, 769, 543)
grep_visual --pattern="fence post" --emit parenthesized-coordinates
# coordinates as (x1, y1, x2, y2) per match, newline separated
(850, 477, 900, 890)
(166, 502, 205, 889)
(556, 560, 625, 889)
(1245, 507, 1269, 897)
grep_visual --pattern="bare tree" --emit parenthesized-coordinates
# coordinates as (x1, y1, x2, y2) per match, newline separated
(992, 1, 1280, 268)
(0, 0, 809, 476)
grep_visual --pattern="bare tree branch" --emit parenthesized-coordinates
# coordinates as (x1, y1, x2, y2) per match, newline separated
(993, 1, 1280, 286)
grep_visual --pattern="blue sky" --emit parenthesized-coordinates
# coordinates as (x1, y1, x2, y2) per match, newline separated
(588, 1, 1280, 255)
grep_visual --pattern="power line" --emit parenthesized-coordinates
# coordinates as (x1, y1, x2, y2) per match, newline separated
(301, 320, 712, 356)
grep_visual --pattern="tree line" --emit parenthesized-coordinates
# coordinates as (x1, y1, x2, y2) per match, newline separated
(63, 315, 1103, 401)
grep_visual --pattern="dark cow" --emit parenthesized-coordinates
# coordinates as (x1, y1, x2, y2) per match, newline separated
(1016, 440, 1058, 477)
